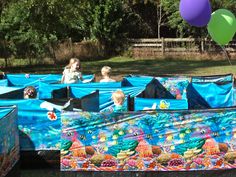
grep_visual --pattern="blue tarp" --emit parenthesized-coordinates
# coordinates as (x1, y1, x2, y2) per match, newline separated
(122, 75, 189, 110)
(192, 82, 233, 108)
(5, 74, 95, 87)
(0, 86, 23, 95)
(0, 106, 19, 177)
(234, 87, 236, 106)
(6, 74, 56, 86)
(191, 74, 233, 83)
(0, 86, 24, 99)
(0, 74, 235, 152)
(39, 82, 68, 99)
(0, 100, 61, 151)
(188, 75, 234, 109)
(122, 74, 235, 109)
(0, 79, 8, 86)
(122, 75, 153, 87)
(70, 86, 144, 111)
(39, 81, 144, 111)
(39, 81, 122, 99)
(123, 75, 189, 99)
(134, 97, 188, 111)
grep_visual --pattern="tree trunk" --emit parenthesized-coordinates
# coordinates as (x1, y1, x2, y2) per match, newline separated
(49, 42, 57, 64)
(157, 2, 162, 39)
(3, 40, 8, 67)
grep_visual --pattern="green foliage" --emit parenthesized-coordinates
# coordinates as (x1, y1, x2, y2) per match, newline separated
(90, 0, 124, 47)
(155, 0, 236, 38)
(0, 0, 235, 58)
(0, 0, 89, 58)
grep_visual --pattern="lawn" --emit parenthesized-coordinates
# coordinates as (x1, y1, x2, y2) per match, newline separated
(1, 57, 236, 81)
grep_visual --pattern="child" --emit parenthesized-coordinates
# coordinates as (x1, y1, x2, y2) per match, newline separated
(24, 86, 37, 99)
(0, 72, 5, 79)
(61, 58, 83, 84)
(100, 66, 115, 83)
(111, 90, 127, 112)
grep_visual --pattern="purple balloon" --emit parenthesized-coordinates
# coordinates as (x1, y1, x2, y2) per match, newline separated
(180, 0, 212, 27)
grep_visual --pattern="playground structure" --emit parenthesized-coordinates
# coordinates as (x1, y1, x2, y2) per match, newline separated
(0, 73, 236, 175)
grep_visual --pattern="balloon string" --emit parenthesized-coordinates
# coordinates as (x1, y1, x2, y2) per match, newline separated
(220, 45, 232, 66)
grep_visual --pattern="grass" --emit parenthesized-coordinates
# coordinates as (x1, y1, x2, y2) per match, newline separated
(1, 56, 236, 81)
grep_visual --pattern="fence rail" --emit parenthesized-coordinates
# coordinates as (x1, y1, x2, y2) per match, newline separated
(129, 38, 236, 58)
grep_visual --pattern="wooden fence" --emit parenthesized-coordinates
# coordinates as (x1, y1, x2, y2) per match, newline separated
(129, 38, 236, 58)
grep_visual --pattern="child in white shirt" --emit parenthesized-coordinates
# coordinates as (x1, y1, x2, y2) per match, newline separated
(61, 58, 83, 84)
(100, 66, 116, 83)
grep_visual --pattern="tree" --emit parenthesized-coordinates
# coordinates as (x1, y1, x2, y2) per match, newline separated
(0, 0, 89, 61)
(89, 0, 126, 54)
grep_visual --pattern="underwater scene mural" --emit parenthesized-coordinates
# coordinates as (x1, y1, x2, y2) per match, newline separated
(61, 108, 236, 171)
(0, 107, 19, 177)
(156, 77, 189, 100)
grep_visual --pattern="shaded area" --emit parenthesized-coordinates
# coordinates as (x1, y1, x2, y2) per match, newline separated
(5, 162, 20, 177)
(20, 169, 236, 177)
(20, 150, 60, 169)
(19, 130, 60, 169)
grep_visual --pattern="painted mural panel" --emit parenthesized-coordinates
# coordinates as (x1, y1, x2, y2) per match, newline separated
(0, 100, 61, 151)
(0, 107, 19, 177)
(61, 109, 236, 171)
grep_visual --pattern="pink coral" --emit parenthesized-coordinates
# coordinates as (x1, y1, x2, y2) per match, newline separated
(127, 159, 137, 167)
(135, 140, 153, 157)
(193, 158, 203, 165)
(202, 138, 220, 155)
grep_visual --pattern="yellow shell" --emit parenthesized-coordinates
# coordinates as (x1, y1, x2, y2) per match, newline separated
(179, 133, 185, 138)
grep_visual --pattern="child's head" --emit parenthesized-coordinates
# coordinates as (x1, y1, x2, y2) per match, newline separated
(101, 66, 112, 77)
(66, 58, 81, 71)
(112, 90, 125, 105)
(24, 86, 37, 99)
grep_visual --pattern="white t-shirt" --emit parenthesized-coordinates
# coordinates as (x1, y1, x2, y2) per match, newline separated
(63, 69, 82, 84)
(100, 78, 116, 83)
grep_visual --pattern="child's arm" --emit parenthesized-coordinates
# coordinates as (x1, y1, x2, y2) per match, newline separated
(61, 69, 66, 83)
(61, 75, 65, 83)
(78, 72, 83, 81)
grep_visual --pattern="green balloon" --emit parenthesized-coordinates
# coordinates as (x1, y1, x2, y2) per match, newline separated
(207, 9, 236, 45)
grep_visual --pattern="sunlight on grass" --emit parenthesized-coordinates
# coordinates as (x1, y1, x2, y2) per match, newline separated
(2, 57, 236, 81)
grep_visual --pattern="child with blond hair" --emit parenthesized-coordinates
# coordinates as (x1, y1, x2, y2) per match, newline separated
(61, 58, 83, 84)
(111, 90, 127, 112)
(100, 66, 115, 83)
